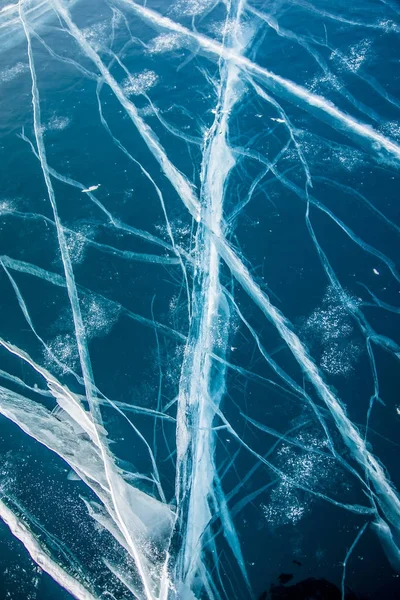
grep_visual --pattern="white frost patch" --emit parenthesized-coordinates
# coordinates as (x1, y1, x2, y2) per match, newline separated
(0, 62, 28, 84)
(148, 33, 184, 54)
(122, 70, 158, 96)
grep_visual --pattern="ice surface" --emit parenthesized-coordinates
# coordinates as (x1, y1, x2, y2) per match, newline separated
(0, 0, 400, 598)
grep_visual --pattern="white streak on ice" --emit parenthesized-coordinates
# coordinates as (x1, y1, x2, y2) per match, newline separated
(19, 3, 175, 597)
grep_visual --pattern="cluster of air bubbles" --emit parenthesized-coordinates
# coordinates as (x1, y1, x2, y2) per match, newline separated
(169, 294, 179, 313)
(45, 115, 71, 132)
(81, 294, 121, 340)
(320, 340, 361, 376)
(213, 315, 231, 351)
(147, 33, 184, 54)
(278, 439, 330, 486)
(208, 19, 240, 39)
(170, 0, 215, 17)
(0, 454, 18, 496)
(263, 431, 336, 527)
(122, 70, 158, 96)
(306, 306, 352, 344)
(380, 121, 400, 142)
(377, 19, 399, 33)
(289, 131, 364, 172)
(0, 198, 16, 214)
(45, 294, 120, 373)
(334, 146, 364, 171)
(110, 7, 123, 27)
(167, 290, 190, 331)
(138, 105, 155, 118)
(302, 286, 362, 377)
(309, 72, 341, 95)
(331, 39, 372, 73)
(82, 21, 109, 51)
(283, 133, 314, 162)
(45, 333, 79, 373)
(164, 344, 185, 389)
(50, 293, 120, 352)
(263, 482, 308, 527)
(0, 559, 41, 600)
(173, 222, 191, 242)
(64, 224, 96, 265)
(155, 220, 191, 249)
(0, 62, 28, 84)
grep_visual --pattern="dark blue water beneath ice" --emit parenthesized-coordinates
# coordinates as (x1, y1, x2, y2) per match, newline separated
(0, 0, 400, 598)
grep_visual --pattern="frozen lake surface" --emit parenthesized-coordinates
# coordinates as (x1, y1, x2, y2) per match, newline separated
(0, 0, 400, 598)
